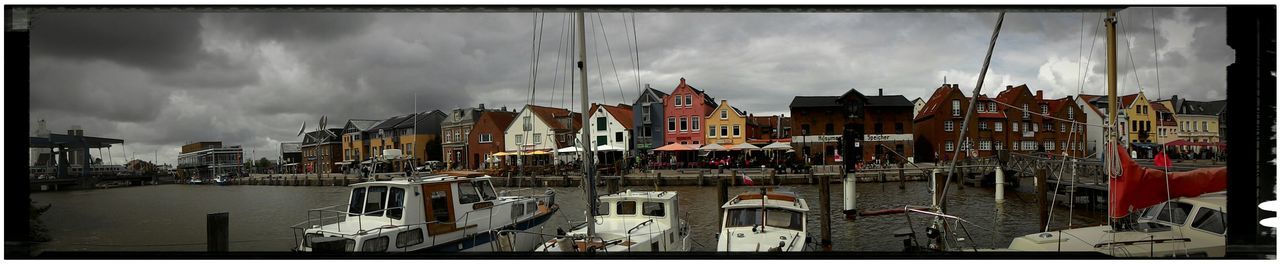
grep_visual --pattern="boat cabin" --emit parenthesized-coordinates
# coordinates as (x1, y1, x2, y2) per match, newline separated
(542, 190, 690, 252)
(294, 175, 556, 252)
(717, 189, 811, 251)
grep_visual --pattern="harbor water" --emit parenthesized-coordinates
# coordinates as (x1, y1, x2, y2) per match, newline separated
(30, 181, 1103, 252)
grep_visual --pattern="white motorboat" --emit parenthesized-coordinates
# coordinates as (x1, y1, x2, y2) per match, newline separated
(1006, 192, 1226, 257)
(536, 190, 691, 252)
(716, 188, 815, 252)
(290, 174, 559, 252)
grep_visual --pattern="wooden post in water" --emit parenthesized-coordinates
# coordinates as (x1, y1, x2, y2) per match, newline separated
(932, 168, 946, 212)
(697, 171, 705, 186)
(717, 178, 729, 218)
(819, 173, 833, 251)
(1036, 168, 1048, 231)
(207, 212, 229, 252)
(730, 170, 737, 186)
(898, 162, 907, 189)
(606, 177, 619, 194)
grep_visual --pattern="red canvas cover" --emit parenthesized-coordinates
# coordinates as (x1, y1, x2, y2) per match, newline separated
(1108, 143, 1227, 218)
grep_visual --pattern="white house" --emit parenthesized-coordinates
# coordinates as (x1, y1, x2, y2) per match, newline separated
(1077, 95, 1131, 157)
(503, 105, 581, 156)
(585, 103, 635, 154)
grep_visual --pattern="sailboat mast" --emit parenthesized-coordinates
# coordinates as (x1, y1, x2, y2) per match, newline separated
(576, 11, 598, 238)
(1106, 10, 1118, 143)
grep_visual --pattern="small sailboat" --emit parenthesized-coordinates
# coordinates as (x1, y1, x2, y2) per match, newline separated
(717, 188, 815, 252)
(290, 174, 559, 252)
(538, 190, 691, 252)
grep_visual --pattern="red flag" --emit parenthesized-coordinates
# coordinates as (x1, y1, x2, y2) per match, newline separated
(741, 171, 755, 186)
(1154, 151, 1172, 168)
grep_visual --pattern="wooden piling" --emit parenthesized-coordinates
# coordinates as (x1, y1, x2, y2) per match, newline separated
(898, 162, 907, 189)
(1036, 168, 1049, 231)
(819, 174, 833, 251)
(207, 212, 229, 252)
(717, 178, 729, 218)
(730, 170, 738, 186)
(606, 177, 620, 194)
(697, 171, 705, 186)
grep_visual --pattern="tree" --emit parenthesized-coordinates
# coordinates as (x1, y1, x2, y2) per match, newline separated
(256, 157, 276, 170)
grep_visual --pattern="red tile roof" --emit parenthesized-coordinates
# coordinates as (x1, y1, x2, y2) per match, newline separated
(1119, 93, 1140, 109)
(994, 84, 1032, 109)
(915, 84, 960, 121)
(1046, 97, 1073, 114)
(480, 111, 518, 131)
(589, 103, 635, 130)
(527, 104, 582, 131)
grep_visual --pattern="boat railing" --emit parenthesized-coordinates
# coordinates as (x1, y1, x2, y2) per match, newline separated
(901, 207, 993, 252)
(626, 218, 655, 234)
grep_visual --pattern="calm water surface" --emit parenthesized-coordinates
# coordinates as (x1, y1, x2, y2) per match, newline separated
(31, 181, 1102, 252)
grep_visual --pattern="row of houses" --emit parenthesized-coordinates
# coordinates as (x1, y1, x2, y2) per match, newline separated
(275, 77, 1225, 173)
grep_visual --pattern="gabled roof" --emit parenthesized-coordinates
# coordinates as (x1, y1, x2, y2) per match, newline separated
(303, 128, 343, 144)
(866, 95, 914, 108)
(915, 84, 962, 121)
(1119, 93, 1141, 109)
(368, 114, 412, 132)
(994, 84, 1033, 109)
(344, 119, 381, 132)
(478, 111, 518, 131)
(589, 103, 635, 130)
(1150, 102, 1172, 113)
(838, 87, 868, 102)
(789, 96, 841, 108)
(1182, 100, 1226, 116)
(641, 87, 668, 101)
(526, 104, 582, 131)
(1046, 96, 1075, 114)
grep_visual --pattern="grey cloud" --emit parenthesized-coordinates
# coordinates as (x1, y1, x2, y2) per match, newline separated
(31, 12, 206, 72)
(206, 13, 377, 43)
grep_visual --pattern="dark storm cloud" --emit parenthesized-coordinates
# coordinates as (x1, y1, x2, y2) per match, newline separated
(27, 9, 1232, 165)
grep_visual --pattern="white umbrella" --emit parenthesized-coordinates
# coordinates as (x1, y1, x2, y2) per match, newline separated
(762, 142, 793, 150)
(699, 143, 728, 151)
(555, 146, 583, 153)
(595, 145, 623, 152)
(729, 143, 761, 151)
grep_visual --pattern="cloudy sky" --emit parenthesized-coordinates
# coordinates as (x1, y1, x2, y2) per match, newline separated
(27, 7, 1232, 165)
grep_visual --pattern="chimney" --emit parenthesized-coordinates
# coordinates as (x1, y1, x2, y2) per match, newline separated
(1036, 90, 1043, 100)
(679, 78, 686, 86)
(502, 106, 508, 112)
(953, 84, 959, 90)
(878, 88, 883, 96)
(479, 103, 485, 110)
(1006, 85, 1013, 90)
(721, 99, 728, 105)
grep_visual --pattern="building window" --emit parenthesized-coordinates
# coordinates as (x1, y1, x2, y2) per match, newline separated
(642, 105, 651, 122)
(533, 133, 542, 145)
(1040, 105, 1048, 115)
(989, 102, 996, 111)
(597, 135, 608, 146)
(597, 117, 607, 131)
(523, 116, 532, 131)
(979, 140, 991, 150)
(721, 126, 729, 137)
(515, 135, 524, 145)
(875, 123, 884, 134)
(1045, 141, 1055, 151)
(721, 110, 728, 119)
(709, 125, 717, 137)
(668, 117, 676, 132)
(994, 140, 1003, 150)
(952, 100, 961, 116)
(685, 95, 692, 107)
(1201, 121, 1207, 131)
(801, 124, 810, 135)
(1012, 140, 1019, 150)
(825, 123, 834, 135)
(1012, 122, 1018, 132)
(1068, 110, 1074, 119)
(976, 103, 984, 113)
(1060, 123, 1066, 132)
(692, 117, 700, 131)
(480, 133, 492, 143)
(1023, 104, 1030, 118)
(979, 122, 988, 131)
(995, 122, 1003, 132)
(733, 125, 741, 137)
(944, 121, 954, 132)
(945, 141, 954, 152)
(895, 122, 904, 134)
(674, 95, 682, 106)
(679, 117, 688, 131)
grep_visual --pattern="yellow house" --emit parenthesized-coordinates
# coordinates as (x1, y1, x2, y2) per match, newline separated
(705, 99, 749, 145)
(1120, 92, 1157, 144)
(363, 111, 447, 171)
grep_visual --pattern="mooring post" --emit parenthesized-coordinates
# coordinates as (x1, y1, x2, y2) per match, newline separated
(717, 178, 729, 218)
(697, 171, 705, 186)
(897, 162, 906, 189)
(931, 168, 946, 212)
(207, 212, 229, 252)
(730, 170, 738, 186)
(820, 173, 833, 251)
(1036, 168, 1048, 231)
(606, 177, 619, 194)
(995, 166, 1005, 203)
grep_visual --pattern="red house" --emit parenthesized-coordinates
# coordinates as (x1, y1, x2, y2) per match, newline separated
(662, 78, 718, 145)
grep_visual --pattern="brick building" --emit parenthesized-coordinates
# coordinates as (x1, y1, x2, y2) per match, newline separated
(662, 78, 718, 145)
(789, 88, 867, 165)
(915, 84, 1086, 162)
(469, 111, 518, 169)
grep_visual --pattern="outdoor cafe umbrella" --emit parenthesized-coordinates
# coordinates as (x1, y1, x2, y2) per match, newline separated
(595, 145, 623, 151)
(698, 143, 728, 151)
(654, 142, 696, 151)
(555, 146, 583, 153)
(729, 142, 761, 151)
(762, 141, 793, 150)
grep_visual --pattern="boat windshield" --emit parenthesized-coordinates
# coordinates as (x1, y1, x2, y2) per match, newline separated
(725, 208, 803, 230)
(1140, 201, 1193, 226)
